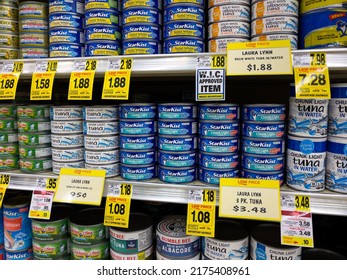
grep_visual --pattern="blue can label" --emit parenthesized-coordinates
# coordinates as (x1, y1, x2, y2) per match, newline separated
(85, 10, 121, 26)
(49, 0, 84, 14)
(120, 164, 157, 180)
(164, 0, 204, 7)
(199, 152, 238, 169)
(242, 121, 285, 138)
(164, 4, 204, 23)
(199, 120, 239, 137)
(158, 104, 197, 119)
(120, 134, 156, 150)
(119, 104, 156, 119)
(49, 12, 84, 29)
(241, 169, 284, 184)
(158, 150, 196, 167)
(199, 136, 239, 153)
(49, 28, 85, 44)
(120, 119, 156, 134)
(122, 8, 162, 25)
(123, 24, 161, 40)
(164, 21, 204, 38)
(49, 43, 84, 58)
(242, 137, 285, 155)
(159, 165, 196, 183)
(158, 120, 197, 135)
(199, 104, 240, 120)
(242, 153, 284, 172)
(328, 85, 347, 137)
(164, 37, 204, 53)
(123, 0, 162, 10)
(120, 149, 156, 165)
(85, 41, 122, 56)
(199, 167, 239, 185)
(156, 236, 200, 258)
(5, 248, 33, 260)
(85, 0, 120, 11)
(243, 105, 286, 122)
(158, 135, 197, 151)
(123, 40, 161, 55)
(85, 25, 122, 41)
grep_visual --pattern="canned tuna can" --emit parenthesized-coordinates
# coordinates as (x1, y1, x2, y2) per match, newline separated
(241, 169, 284, 184)
(123, 0, 162, 9)
(302, 248, 347, 260)
(250, 223, 301, 260)
(49, 12, 84, 29)
(70, 241, 109, 260)
(85, 9, 121, 26)
(19, 158, 52, 172)
(158, 119, 196, 135)
(120, 163, 157, 180)
(208, 37, 249, 52)
(199, 166, 239, 184)
(0, 119, 17, 131)
(85, 149, 119, 164)
(49, 43, 84, 57)
(242, 121, 285, 138)
(17, 105, 50, 119)
(251, 16, 298, 37)
(19, 145, 51, 159)
(122, 7, 161, 25)
(85, 0, 120, 11)
(164, 21, 204, 38)
(208, 21, 250, 38)
(158, 103, 197, 119)
(156, 215, 200, 259)
(85, 25, 121, 41)
(199, 152, 239, 169)
(70, 208, 108, 245)
(202, 220, 249, 260)
(199, 136, 239, 153)
(52, 160, 85, 174)
(164, 37, 204, 53)
(286, 135, 326, 192)
(120, 119, 156, 135)
(84, 135, 119, 150)
(0, 104, 16, 118)
(0, 131, 18, 143)
(50, 106, 83, 120)
(33, 238, 69, 259)
(33, 253, 70, 260)
(3, 196, 32, 252)
(329, 84, 347, 137)
(123, 39, 161, 54)
(19, 46, 48, 59)
(0, 4, 18, 20)
(19, 1, 48, 18)
(120, 134, 156, 150)
(120, 149, 156, 165)
(326, 136, 347, 193)
(0, 47, 18, 59)
(156, 251, 200, 260)
(19, 32, 48, 47)
(110, 245, 154, 260)
(51, 134, 84, 148)
(31, 204, 75, 241)
(119, 103, 156, 119)
(5, 248, 33, 260)
(49, 28, 85, 44)
(83, 106, 119, 121)
(251, 0, 299, 18)
(18, 119, 51, 133)
(158, 165, 197, 183)
(0, 19, 18, 32)
(199, 103, 240, 120)
(300, 0, 347, 15)
(19, 18, 48, 32)
(51, 120, 83, 134)
(209, 0, 250, 8)
(164, 4, 204, 23)
(289, 85, 329, 137)
(251, 33, 298, 49)
(85, 40, 122, 56)
(158, 135, 197, 151)
(84, 121, 119, 135)
(52, 147, 84, 162)
(109, 213, 153, 253)
(49, 0, 85, 14)
(0, 33, 19, 48)
(85, 162, 120, 178)
(158, 150, 196, 167)
(123, 23, 162, 40)
(241, 153, 284, 172)
(199, 120, 239, 137)
(243, 104, 286, 122)
(166, 0, 205, 7)
(0, 245, 4, 260)
(242, 137, 285, 155)
(0, 156, 19, 170)
(209, 4, 250, 23)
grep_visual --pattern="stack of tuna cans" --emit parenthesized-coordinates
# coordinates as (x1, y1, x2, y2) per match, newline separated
(84, 0, 122, 56)
(49, 0, 85, 57)
(119, 103, 157, 180)
(17, 105, 52, 173)
(83, 105, 120, 178)
(241, 104, 286, 184)
(250, 0, 299, 50)
(157, 103, 197, 183)
(163, 0, 205, 54)
(0, 0, 19, 59)
(50, 106, 84, 175)
(19, 0, 49, 59)
(122, 0, 162, 55)
(198, 103, 240, 185)
(0, 207, 3, 259)
(287, 85, 328, 192)
(208, 0, 251, 53)
(0, 104, 19, 172)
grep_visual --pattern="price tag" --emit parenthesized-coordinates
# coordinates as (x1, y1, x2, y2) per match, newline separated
(30, 60, 58, 100)
(68, 59, 97, 100)
(46, 177, 58, 191)
(0, 174, 10, 208)
(186, 189, 216, 237)
(29, 178, 54, 219)
(0, 61, 23, 100)
(102, 58, 132, 100)
(227, 40, 292, 76)
(104, 183, 132, 228)
(219, 178, 281, 221)
(54, 168, 106, 205)
(281, 194, 314, 247)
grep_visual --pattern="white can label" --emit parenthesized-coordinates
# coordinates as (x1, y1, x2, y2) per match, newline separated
(202, 237, 249, 260)
(329, 98, 347, 137)
(84, 122, 119, 135)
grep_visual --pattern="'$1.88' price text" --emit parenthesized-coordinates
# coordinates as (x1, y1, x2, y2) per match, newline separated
(247, 64, 272, 72)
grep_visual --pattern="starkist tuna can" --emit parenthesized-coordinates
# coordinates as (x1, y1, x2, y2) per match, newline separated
(122, 7, 162, 25)
(199, 103, 240, 120)
(120, 164, 156, 180)
(329, 84, 347, 137)
(241, 153, 284, 172)
(123, 39, 161, 54)
(164, 37, 204, 53)
(49, 43, 84, 57)
(158, 135, 196, 151)
(85, 9, 121, 26)
(242, 137, 285, 155)
(158, 150, 196, 167)
(158, 165, 197, 183)
(158, 119, 196, 135)
(158, 103, 197, 119)
(251, 0, 299, 18)
(119, 134, 156, 150)
(120, 149, 156, 165)
(209, 4, 250, 23)
(242, 121, 285, 138)
(164, 21, 204, 38)
(83, 106, 119, 121)
(243, 104, 286, 122)
(199, 120, 239, 137)
(49, 28, 85, 44)
(122, 24, 161, 40)
(199, 167, 239, 184)
(5, 248, 33, 260)
(85, 40, 122, 56)
(120, 119, 156, 134)
(241, 169, 284, 184)
(85, 25, 121, 41)
(166, 0, 204, 7)
(199, 152, 239, 169)
(199, 136, 239, 153)
(123, 0, 162, 9)
(49, 0, 84, 14)
(49, 12, 84, 29)
(164, 4, 204, 23)
(119, 103, 156, 119)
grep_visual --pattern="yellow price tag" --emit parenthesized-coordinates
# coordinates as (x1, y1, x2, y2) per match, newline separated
(0, 62, 23, 100)
(211, 55, 226, 69)
(0, 174, 10, 207)
(294, 195, 310, 212)
(282, 236, 313, 247)
(46, 178, 57, 191)
(309, 52, 327, 66)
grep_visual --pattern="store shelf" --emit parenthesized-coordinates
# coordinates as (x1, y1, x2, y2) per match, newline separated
(4, 170, 347, 216)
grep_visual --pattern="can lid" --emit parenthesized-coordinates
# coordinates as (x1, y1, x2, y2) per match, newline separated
(302, 248, 347, 260)
(3, 195, 31, 208)
(111, 213, 153, 232)
(213, 219, 248, 241)
(70, 207, 105, 226)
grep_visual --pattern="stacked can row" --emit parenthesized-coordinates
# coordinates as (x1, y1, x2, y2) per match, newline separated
(0, 0, 18, 59)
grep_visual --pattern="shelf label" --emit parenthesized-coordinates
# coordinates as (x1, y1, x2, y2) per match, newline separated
(281, 194, 314, 248)
(68, 59, 97, 100)
(29, 178, 54, 220)
(227, 40, 292, 76)
(293, 52, 330, 99)
(0, 61, 23, 100)
(30, 60, 58, 100)
(104, 183, 132, 228)
(54, 168, 106, 205)
(102, 58, 132, 100)
(219, 178, 281, 221)
(0, 174, 10, 207)
(45, 177, 58, 191)
(186, 189, 216, 237)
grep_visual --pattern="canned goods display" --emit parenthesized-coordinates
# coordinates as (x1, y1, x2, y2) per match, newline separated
(18, 132, 50, 146)
(164, 4, 204, 23)
(49, 12, 84, 29)
(85, 149, 119, 164)
(0, 47, 19, 59)
(242, 121, 285, 138)
(110, 245, 154, 260)
(158, 150, 196, 167)
(0, 156, 19, 170)
(18, 119, 51, 133)
(5, 248, 33, 260)
(0, 104, 16, 118)
(19, 46, 49, 58)
(70, 241, 109, 260)
(241, 153, 284, 172)
(51, 134, 84, 148)
(158, 103, 197, 119)
(52, 160, 85, 174)
(199, 120, 239, 137)
(123, 23, 162, 40)
(199, 136, 239, 153)
(0, 131, 18, 143)
(199, 103, 240, 120)
(199, 166, 239, 184)
(0, 33, 19, 48)
(251, 33, 298, 49)
(84, 121, 119, 135)
(199, 152, 239, 169)
(123, 0, 162, 10)
(300, 0, 347, 15)
(163, 21, 204, 38)
(83, 106, 119, 121)
(241, 137, 285, 155)
(0, 119, 17, 131)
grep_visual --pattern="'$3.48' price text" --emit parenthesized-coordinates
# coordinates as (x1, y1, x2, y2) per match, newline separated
(233, 205, 267, 213)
